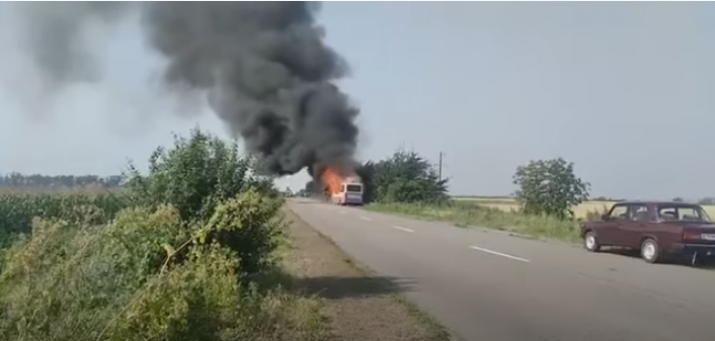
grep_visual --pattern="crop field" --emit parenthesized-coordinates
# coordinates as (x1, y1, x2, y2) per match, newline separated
(452, 196, 715, 220)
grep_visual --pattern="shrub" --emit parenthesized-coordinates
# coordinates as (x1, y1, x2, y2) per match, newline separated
(0, 194, 317, 341)
(112, 243, 325, 341)
(0, 205, 184, 341)
(110, 244, 244, 341)
(0, 129, 321, 341)
(196, 188, 285, 276)
(123, 128, 271, 223)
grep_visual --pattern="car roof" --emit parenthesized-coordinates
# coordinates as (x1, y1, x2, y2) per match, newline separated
(614, 201, 700, 206)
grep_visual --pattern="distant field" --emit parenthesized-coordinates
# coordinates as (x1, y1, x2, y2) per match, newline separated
(452, 196, 715, 220)
(0, 185, 124, 195)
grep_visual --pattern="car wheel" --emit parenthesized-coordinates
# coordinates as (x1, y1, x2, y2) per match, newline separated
(641, 238, 660, 263)
(584, 231, 601, 252)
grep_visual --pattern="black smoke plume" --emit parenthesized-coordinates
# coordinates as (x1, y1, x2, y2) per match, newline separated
(13, 2, 360, 177)
(15, 2, 132, 86)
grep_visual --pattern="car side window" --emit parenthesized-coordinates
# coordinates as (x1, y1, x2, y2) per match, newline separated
(609, 205, 628, 220)
(628, 205, 650, 222)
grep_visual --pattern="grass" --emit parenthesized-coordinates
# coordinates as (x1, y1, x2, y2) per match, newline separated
(368, 197, 715, 244)
(367, 201, 583, 243)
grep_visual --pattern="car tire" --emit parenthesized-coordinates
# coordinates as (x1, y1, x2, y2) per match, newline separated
(584, 231, 601, 252)
(641, 238, 661, 263)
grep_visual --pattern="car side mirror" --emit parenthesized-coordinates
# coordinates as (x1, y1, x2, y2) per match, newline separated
(601, 214, 610, 221)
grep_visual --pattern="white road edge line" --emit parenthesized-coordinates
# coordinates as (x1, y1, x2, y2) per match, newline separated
(360, 216, 373, 221)
(469, 245, 531, 263)
(392, 225, 414, 233)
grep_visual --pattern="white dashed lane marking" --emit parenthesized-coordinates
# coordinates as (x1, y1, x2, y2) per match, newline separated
(360, 216, 373, 221)
(392, 225, 415, 233)
(469, 245, 531, 263)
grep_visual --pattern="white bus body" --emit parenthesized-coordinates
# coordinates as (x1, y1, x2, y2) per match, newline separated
(330, 176, 364, 205)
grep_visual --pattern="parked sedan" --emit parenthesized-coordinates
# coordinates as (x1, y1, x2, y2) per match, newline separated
(580, 201, 715, 264)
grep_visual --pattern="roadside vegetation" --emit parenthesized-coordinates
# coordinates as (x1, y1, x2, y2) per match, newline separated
(369, 200, 582, 242)
(358, 151, 597, 242)
(0, 128, 327, 341)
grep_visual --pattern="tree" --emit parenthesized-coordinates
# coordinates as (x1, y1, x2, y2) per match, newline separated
(123, 128, 276, 222)
(354, 161, 376, 203)
(360, 149, 448, 204)
(512, 157, 590, 219)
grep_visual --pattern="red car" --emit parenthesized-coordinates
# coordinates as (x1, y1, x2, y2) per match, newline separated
(580, 201, 715, 264)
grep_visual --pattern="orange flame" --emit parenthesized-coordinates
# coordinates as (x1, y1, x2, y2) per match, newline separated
(320, 167, 344, 195)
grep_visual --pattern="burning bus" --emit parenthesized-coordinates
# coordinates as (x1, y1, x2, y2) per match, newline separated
(321, 167, 364, 206)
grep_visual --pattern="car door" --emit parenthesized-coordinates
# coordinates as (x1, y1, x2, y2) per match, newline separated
(617, 204, 650, 248)
(599, 204, 628, 245)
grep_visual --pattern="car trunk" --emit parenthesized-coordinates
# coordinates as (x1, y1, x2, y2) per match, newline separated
(682, 224, 715, 245)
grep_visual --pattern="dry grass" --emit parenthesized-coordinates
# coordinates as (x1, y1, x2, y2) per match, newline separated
(453, 196, 715, 220)
(281, 208, 453, 341)
(368, 201, 582, 243)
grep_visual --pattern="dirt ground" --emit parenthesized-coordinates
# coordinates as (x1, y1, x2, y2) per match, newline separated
(281, 208, 453, 341)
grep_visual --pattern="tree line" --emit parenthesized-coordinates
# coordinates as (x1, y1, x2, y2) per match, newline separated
(301, 149, 450, 204)
(302, 149, 588, 220)
(0, 173, 123, 188)
(300, 147, 715, 223)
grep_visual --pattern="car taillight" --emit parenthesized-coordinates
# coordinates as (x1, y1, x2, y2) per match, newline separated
(683, 230, 701, 240)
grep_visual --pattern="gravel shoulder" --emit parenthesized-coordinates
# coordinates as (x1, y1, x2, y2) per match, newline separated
(280, 208, 453, 341)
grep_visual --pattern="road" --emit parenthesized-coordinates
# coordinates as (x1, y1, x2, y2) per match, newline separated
(288, 198, 715, 341)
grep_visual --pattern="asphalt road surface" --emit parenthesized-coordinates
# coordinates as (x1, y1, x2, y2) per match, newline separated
(288, 198, 715, 341)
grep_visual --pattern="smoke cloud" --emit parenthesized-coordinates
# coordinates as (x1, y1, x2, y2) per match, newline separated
(15, 2, 133, 86)
(12, 2, 359, 177)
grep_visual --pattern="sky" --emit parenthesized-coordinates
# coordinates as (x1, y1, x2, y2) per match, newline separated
(0, 2, 714, 200)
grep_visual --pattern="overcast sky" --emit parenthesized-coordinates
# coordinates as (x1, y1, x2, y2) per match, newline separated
(0, 2, 713, 200)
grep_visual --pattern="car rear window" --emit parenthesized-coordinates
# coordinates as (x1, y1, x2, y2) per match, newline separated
(346, 184, 362, 193)
(657, 205, 710, 222)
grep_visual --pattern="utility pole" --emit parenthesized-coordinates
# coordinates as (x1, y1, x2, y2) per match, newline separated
(438, 152, 443, 182)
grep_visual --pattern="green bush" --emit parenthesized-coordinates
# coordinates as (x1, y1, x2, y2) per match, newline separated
(197, 188, 284, 276)
(0, 195, 321, 341)
(124, 128, 274, 223)
(112, 243, 324, 341)
(0, 129, 324, 341)
(0, 205, 183, 341)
